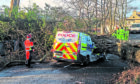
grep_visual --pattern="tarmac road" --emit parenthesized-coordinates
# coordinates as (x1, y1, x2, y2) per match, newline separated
(129, 33, 140, 41)
(125, 33, 140, 46)
(0, 54, 128, 84)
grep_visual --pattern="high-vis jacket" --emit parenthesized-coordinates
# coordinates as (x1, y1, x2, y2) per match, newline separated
(25, 39, 31, 51)
(24, 39, 34, 60)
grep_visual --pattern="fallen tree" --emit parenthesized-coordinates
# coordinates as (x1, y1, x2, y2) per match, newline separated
(121, 41, 140, 63)
(89, 34, 140, 64)
(90, 34, 120, 54)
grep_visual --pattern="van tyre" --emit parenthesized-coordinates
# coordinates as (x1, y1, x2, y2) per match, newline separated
(57, 60, 64, 62)
(79, 55, 89, 66)
(102, 55, 106, 61)
(99, 53, 106, 62)
(83, 56, 90, 66)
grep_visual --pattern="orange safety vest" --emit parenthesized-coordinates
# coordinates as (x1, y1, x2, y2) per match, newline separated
(25, 39, 31, 60)
(24, 39, 31, 51)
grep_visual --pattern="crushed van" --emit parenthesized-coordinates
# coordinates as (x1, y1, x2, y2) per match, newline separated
(51, 31, 105, 65)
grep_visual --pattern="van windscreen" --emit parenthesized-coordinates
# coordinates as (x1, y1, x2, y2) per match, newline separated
(56, 32, 78, 43)
(132, 24, 140, 27)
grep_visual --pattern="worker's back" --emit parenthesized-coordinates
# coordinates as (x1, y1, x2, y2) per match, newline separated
(24, 39, 31, 51)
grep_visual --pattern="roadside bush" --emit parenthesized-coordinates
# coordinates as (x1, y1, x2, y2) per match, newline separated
(114, 66, 140, 84)
(0, 21, 11, 41)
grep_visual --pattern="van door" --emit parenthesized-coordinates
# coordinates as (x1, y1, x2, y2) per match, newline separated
(53, 31, 79, 60)
(87, 36, 93, 54)
(64, 32, 79, 60)
(80, 33, 88, 56)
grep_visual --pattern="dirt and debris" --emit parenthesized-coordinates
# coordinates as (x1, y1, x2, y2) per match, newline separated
(90, 35, 120, 55)
(89, 34, 140, 64)
(113, 66, 140, 84)
(121, 41, 140, 63)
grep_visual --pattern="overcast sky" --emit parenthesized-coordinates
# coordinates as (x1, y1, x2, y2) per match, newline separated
(0, 0, 140, 17)
(0, 0, 61, 7)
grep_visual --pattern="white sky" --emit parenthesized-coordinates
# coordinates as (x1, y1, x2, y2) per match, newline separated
(20, 0, 61, 8)
(0, 0, 61, 9)
(0, 0, 140, 17)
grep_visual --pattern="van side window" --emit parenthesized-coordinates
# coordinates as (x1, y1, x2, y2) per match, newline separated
(88, 36, 91, 42)
(88, 38, 90, 41)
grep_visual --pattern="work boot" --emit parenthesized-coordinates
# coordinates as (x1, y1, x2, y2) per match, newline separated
(28, 66, 33, 68)
(25, 60, 28, 64)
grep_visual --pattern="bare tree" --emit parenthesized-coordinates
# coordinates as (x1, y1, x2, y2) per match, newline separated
(62, 0, 97, 31)
(95, 0, 98, 33)
(60, 0, 136, 34)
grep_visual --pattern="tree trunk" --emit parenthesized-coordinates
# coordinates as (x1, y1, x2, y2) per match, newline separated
(95, 0, 98, 33)
(101, 0, 104, 34)
(121, 0, 124, 27)
(124, 0, 127, 28)
(109, 0, 112, 34)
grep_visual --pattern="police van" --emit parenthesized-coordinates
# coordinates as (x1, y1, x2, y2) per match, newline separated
(51, 31, 105, 65)
(129, 23, 140, 33)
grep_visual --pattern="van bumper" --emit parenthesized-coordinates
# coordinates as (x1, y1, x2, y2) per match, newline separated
(130, 30, 140, 33)
(53, 57, 78, 63)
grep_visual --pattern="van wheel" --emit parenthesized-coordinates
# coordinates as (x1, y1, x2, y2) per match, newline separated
(100, 54, 106, 62)
(57, 60, 65, 62)
(83, 56, 90, 65)
(98, 53, 105, 62)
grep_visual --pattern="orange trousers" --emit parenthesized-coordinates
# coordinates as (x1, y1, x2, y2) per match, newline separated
(26, 51, 30, 60)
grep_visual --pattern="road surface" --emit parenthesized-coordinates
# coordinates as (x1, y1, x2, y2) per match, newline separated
(129, 33, 140, 42)
(0, 54, 128, 84)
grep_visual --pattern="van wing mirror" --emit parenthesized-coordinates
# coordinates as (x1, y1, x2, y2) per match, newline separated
(92, 42, 95, 45)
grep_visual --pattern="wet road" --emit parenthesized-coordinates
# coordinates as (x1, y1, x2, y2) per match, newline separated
(129, 33, 140, 42)
(0, 55, 128, 84)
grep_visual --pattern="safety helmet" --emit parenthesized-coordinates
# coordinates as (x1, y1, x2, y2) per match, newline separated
(28, 34, 32, 38)
(26, 35, 31, 39)
(26, 35, 29, 38)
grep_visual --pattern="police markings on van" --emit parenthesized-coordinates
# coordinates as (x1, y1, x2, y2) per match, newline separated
(51, 31, 105, 65)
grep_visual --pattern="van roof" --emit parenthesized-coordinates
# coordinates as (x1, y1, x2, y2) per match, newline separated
(57, 31, 79, 33)
(132, 23, 140, 24)
(57, 31, 88, 35)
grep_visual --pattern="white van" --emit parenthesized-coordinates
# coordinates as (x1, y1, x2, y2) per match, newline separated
(129, 23, 140, 33)
(51, 31, 105, 65)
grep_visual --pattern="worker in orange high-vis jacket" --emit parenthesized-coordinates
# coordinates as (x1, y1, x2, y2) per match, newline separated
(24, 34, 34, 68)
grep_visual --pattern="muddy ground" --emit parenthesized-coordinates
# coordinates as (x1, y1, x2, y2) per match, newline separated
(0, 54, 128, 84)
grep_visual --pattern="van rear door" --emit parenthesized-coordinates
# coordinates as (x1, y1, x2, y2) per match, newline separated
(53, 31, 79, 60)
